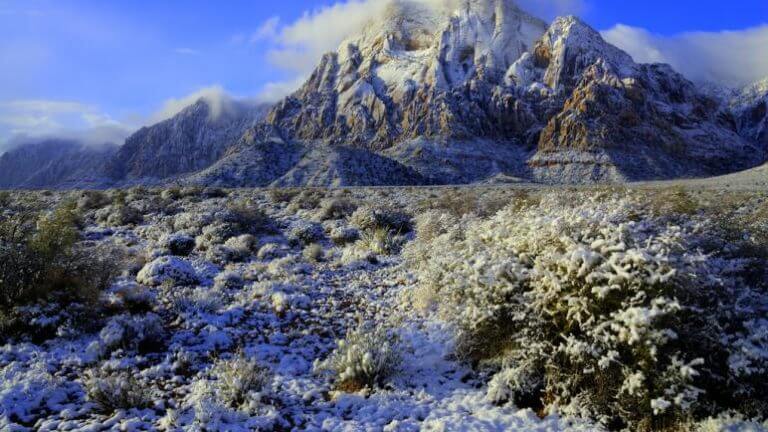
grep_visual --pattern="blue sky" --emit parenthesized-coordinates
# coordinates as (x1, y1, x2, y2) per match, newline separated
(1, 0, 767, 149)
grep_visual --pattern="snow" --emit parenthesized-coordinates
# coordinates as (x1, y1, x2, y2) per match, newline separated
(137, 256, 199, 287)
(1, 186, 767, 430)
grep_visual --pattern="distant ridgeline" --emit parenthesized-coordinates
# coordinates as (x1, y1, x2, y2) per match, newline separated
(1, 0, 766, 189)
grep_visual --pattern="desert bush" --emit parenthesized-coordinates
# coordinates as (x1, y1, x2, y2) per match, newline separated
(95, 203, 143, 226)
(411, 193, 768, 430)
(159, 233, 196, 256)
(84, 369, 154, 413)
(88, 313, 166, 358)
(329, 226, 360, 246)
(213, 271, 244, 290)
(302, 243, 324, 263)
(210, 353, 270, 409)
(288, 220, 325, 246)
(425, 190, 479, 217)
(357, 227, 401, 255)
(289, 189, 324, 211)
(0, 201, 122, 310)
(137, 256, 198, 287)
(75, 190, 111, 211)
(267, 188, 300, 204)
(0, 191, 11, 208)
(316, 198, 358, 221)
(349, 205, 412, 233)
(314, 324, 402, 392)
(226, 200, 274, 235)
(648, 187, 701, 216)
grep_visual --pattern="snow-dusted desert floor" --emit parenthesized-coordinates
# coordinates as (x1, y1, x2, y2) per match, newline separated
(1, 186, 767, 431)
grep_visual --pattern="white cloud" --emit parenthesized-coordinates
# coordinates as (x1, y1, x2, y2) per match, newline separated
(259, 0, 586, 79)
(602, 24, 768, 87)
(256, 76, 308, 103)
(150, 85, 236, 122)
(0, 99, 133, 149)
(251, 16, 281, 43)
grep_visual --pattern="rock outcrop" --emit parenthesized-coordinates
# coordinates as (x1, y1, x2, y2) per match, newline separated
(106, 100, 269, 182)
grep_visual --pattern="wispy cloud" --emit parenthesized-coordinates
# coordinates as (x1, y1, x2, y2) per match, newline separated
(602, 24, 768, 87)
(0, 99, 133, 149)
(175, 47, 201, 56)
(250, 16, 281, 43)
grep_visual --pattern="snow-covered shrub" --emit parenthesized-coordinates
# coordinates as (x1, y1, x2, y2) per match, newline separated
(316, 198, 358, 221)
(196, 222, 239, 251)
(0, 191, 11, 208)
(257, 243, 289, 260)
(159, 232, 196, 256)
(409, 210, 459, 245)
(88, 313, 165, 358)
(173, 211, 215, 233)
(411, 193, 768, 430)
(95, 204, 143, 227)
(350, 205, 412, 233)
(288, 220, 325, 245)
(103, 282, 154, 313)
(225, 199, 275, 235)
(210, 353, 270, 410)
(339, 244, 378, 267)
(267, 188, 299, 204)
(170, 287, 225, 315)
(214, 271, 244, 290)
(303, 243, 324, 263)
(289, 189, 323, 211)
(137, 256, 198, 287)
(204, 234, 257, 264)
(315, 324, 403, 392)
(75, 190, 111, 211)
(84, 369, 154, 413)
(329, 225, 360, 246)
(357, 227, 402, 255)
(693, 413, 768, 432)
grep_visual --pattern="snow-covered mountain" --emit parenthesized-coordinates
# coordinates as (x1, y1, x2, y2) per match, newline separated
(106, 99, 270, 183)
(225, 0, 765, 185)
(732, 78, 768, 149)
(1, 0, 765, 189)
(0, 139, 118, 189)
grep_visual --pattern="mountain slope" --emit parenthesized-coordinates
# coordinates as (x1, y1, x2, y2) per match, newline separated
(732, 78, 768, 149)
(0, 140, 117, 189)
(106, 100, 269, 182)
(251, 0, 762, 185)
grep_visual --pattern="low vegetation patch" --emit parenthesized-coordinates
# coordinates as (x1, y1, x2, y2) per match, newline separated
(408, 192, 768, 430)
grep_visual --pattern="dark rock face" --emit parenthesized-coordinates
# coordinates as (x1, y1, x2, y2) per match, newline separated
(0, 140, 117, 189)
(732, 79, 768, 154)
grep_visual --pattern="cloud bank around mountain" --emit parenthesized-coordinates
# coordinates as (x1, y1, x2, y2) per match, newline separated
(603, 24, 768, 86)
(253, 0, 585, 100)
(253, 0, 766, 100)
(0, 100, 132, 154)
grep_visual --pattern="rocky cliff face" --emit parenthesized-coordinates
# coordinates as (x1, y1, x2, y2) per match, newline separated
(267, 0, 548, 149)
(257, 0, 763, 184)
(0, 140, 117, 189)
(106, 99, 269, 182)
(732, 78, 768, 149)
